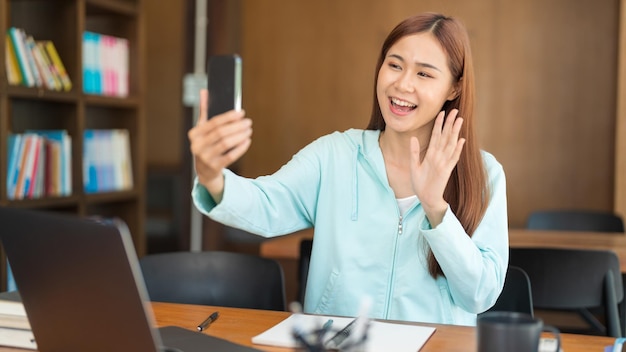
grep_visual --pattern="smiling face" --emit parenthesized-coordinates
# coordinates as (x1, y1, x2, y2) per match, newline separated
(376, 32, 458, 137)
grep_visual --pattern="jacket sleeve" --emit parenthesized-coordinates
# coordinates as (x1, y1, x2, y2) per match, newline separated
(191, 137, 327, 237)
(421, 153, 509, 313)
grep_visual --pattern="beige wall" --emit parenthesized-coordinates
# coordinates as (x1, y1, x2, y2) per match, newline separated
(236, 0, 620, 227)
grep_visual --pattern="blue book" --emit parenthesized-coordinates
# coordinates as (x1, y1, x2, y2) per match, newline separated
(83, 32, 103, 94)
(6, 134, 23, 199)
(83, 129, 98, 193)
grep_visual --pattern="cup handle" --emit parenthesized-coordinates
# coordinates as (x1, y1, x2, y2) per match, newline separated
(542, 325, 561, 352)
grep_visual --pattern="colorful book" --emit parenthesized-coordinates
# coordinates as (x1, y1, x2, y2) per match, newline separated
(20, 135, 41, 199)
(83, 129, 132, 193)
(28, 37, 57, 91)
(13, 135, 33, 199)
(21, 33, 42, 88)
(4, 33, 22, 85)
(26, 130, 72, 197)
(7, 28, 34, 87)
(36, 41, 62, 90)
(42, 40, 72, 91)
(82, 32, 128, 97)
(6, 134, 22, 198)
(82, 32, 99, 94)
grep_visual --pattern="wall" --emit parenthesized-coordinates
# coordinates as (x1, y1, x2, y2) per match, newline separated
(143, 1, 191, 252)
(144, 1, 186, 168)
(236, 0, 620, 227)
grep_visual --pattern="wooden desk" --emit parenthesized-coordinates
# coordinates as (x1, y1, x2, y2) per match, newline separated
(261, 229, 626, 272)
(153, 303, 616, 351)
(0, 302, 615, 351)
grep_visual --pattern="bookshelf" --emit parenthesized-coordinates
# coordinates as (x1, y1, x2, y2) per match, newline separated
(0, 0, 145, 291)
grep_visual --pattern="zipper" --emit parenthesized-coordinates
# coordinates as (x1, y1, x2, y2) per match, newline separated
(384, 213, 405, 318)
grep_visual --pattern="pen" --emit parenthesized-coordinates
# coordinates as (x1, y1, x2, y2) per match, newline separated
(197, 311, 219, 331)
(325, 318, 357, 349)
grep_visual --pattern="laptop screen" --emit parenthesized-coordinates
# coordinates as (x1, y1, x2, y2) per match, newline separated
(0, 208, 163, 352)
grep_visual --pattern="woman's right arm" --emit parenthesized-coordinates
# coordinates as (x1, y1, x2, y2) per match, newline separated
(188, 89, 253, 203)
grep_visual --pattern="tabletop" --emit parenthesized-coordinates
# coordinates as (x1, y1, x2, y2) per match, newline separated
(0, 302, 616, 351)
(151, 302, 617, 352)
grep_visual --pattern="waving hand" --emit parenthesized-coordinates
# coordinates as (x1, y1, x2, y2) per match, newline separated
(410, 109, 465, 227)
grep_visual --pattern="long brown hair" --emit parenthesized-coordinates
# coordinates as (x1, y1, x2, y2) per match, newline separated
(367, 13, 489, 278)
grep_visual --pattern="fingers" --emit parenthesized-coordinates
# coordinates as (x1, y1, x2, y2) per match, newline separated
(197, 89, 208, 125)
(430, 109, 464, 157)
(188, 89, 253, 187)
(428, 111, 446, 147)
(190, 115, 252, 162)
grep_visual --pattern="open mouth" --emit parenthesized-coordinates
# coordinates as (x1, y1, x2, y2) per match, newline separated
(390, 97, 417, 113)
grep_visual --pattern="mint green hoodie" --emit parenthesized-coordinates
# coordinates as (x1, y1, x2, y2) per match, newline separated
(193, 128, 508, 326)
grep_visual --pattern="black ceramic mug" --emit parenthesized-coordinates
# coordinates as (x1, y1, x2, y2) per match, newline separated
(477, 312, 561, 352)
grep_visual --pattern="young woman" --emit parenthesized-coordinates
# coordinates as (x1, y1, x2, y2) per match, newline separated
(188, 12, 508, 326)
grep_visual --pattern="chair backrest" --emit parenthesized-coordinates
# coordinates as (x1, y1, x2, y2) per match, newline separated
(484, 266, 534, 317)
(297, 239, 313, 304)
(526, 210, 625, 232)
(509, 247, 623, 337)
(139, 251, 286, 311)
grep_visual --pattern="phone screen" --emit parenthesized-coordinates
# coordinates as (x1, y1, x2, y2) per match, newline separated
(207, 54, 242, 119)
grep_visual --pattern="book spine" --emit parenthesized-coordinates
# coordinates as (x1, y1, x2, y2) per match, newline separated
(25, 137, 42, 199)
(44, 41, 72, 92)
(8, 28, 34, 87)
(13, 135, 33, 199)
(82, 32, 95, 94)
(20, 33, 42, 88)
(116, 36, 129, 97)
(83, 129, 96, 193)
(4, 34, 22, 85)
(62, 134, 72, 196)
(28, 38, 56, 91)
(36, 41, 62, 91)
(6, 134, 21, 198)
(21, 135, 40, 199)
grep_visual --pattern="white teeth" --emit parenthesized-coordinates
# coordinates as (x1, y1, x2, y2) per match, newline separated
(391, 98, 416, 108)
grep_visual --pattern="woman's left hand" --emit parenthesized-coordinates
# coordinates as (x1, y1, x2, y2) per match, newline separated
(410, 109, 465, 227)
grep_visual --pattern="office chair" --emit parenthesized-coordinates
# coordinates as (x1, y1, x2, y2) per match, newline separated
(482, 265, 534, 317)
(297, 238, 313, 304)
(526, 210, 624, 233)
(139, 251, 286, 311)
(526, 209, 626, 335)
(509, 247, 623, 337)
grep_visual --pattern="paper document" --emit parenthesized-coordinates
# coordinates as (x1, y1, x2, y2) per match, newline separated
(252, 314, 436, 352)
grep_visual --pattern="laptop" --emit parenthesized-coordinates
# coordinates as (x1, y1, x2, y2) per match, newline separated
(0, 207, 261, 352)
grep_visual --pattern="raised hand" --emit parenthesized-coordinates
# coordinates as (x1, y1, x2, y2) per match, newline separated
(188, 89, 253, 201)
(410, 109, 465, 226)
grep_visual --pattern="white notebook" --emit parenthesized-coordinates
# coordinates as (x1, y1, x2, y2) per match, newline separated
(252, 314, 436, 352)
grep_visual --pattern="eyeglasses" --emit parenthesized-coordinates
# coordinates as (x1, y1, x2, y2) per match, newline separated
(291, 315, 370, 352)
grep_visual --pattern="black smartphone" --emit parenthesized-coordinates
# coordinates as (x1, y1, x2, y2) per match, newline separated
(207, 54, 242, 119)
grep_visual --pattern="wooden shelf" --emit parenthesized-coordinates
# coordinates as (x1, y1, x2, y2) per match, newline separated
(84, 94, 140, 108)
(5, 195, 81, 209)
(86, 0, 139, 16)
(85, 189, 139, 204)
(7, 86, 79, 102)
(0, 0, 146, 291)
